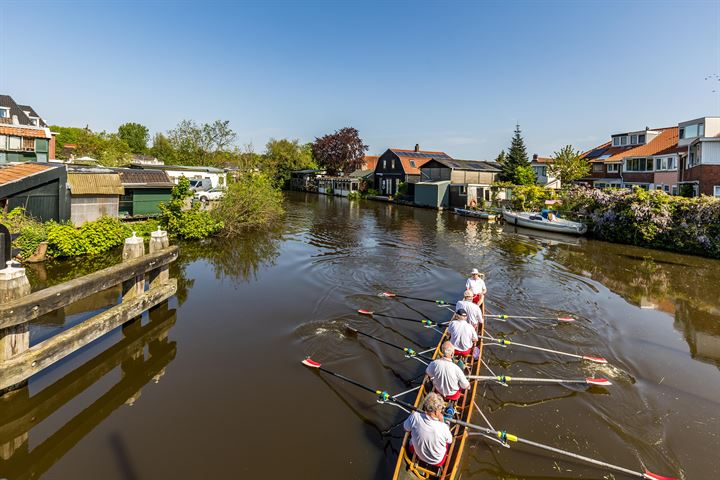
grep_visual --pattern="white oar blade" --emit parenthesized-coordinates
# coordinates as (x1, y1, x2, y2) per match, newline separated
(643, 470, 678, 480)
(357, 309, 374, 315)
(585, 378, 612, 386)
(582, 355, 608, 364)
(557, 317, 575, 322)
(379, 292, 396, 297)
(302, 358, 322, 368)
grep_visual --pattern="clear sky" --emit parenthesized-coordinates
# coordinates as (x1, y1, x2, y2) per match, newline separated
(2, 0, 719, 158)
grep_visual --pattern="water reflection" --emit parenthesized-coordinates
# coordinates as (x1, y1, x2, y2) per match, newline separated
(0, 303, 177, 479)
(545, 242, 720, 368)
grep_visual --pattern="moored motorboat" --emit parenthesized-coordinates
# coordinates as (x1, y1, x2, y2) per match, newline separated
(453, 208, 497, 221)
(502, 210, 587, 235)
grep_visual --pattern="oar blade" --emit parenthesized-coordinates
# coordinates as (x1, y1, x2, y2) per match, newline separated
(582, 355, 608, 364)
(357, 309, 374, 315)
(557, 316, 575, 322)
(585, 377, 612, 386)
(379, 291, 396, 297)
(302, 358, 322, 368)
(643, 470, 678, 480)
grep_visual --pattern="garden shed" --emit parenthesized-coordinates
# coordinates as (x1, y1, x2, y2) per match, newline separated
(0, 163, 70, 221)
(117, 168, 174, 217)
(67, 170, 124, 225)
(414, 180, 450, 208)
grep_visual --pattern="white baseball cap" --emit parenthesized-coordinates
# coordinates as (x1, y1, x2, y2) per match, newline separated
(470, 268, 480, 275)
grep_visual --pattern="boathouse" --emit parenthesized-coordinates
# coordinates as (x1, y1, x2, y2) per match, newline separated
(418, 158, 501, 209)
(67, 168, 124, 225)
(373, 145, 452, 197)
(0, 163, 70, 221)
(117, 168, 174, 218)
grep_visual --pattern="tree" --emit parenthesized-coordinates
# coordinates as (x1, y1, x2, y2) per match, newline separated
(167, 119, 238, 166)
(263, 138, 316, 188)
(98, 134, 133, 167)
(500, 124, 531, 184)
(117, 122, 149, 154)
(150, 133, 177, 164)
(312, 127, 368, 176)
(514, 165, 536, 185)
(549, 145, 590, 185)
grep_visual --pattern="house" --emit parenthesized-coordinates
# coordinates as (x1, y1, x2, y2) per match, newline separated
(677, 117, 720, 197)
(416, 158, 501, 209)
(373, 145, 452, 196)
(0, 163, 70, 221)
(135, 164, 226, 189)
(0, 94, 55, 163)
(289, 169, 324, 191)
(317, 175, 362, 196)
(116, 168, 175, 217)
(531, 154, 561, 189)
(67, 167, 124, 225)
(581, 127, 679, 191)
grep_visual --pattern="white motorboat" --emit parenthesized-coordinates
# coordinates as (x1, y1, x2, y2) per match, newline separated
(453, 207, 497, 220)
(502, 210, 587, 235)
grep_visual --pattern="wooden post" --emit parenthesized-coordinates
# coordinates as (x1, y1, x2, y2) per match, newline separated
(0, 260, 31, 457)
(148, 227, 170, 289)
(121, 232, 145, 302)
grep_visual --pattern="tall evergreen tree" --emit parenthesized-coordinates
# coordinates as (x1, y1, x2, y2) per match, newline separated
(500, 124, 531, 183)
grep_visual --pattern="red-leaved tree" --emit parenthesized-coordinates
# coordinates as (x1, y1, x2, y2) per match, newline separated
(311, 127, 368, 175)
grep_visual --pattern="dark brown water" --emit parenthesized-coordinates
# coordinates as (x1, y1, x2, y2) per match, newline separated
(3, 191, 719, 479)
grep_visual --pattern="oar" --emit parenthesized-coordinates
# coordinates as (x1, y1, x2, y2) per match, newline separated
(302, 359, 675, 480)
(470, 375, 611, 386)
(481, 336, 608, 364)
(357, 309, 440, 328)
(379, 291, 451, 305)
(486, 313, 575, 323)
(346, 327, 435, 363)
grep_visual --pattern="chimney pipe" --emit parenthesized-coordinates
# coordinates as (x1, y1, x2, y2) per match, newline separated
(532, 154, 538, 162)
(414, 143, 420, 152)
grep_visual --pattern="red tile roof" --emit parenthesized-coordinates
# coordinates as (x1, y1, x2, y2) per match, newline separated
(0, 162, 55, 185)
(363, 155, 379, 171)
(583, 128, 678, 163)
(0, 125, 50, 138)
(390, 149, 451, 175)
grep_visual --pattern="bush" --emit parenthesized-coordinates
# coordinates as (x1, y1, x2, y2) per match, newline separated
(159, 176, 223, 240)
(347, 191, 361, 201)
(46, 217, 131, 258)
(0, 208, 49, 259)
(213, 172, 284, 236)
(509, 184, 556, 211)
(364, 188, 380, 197)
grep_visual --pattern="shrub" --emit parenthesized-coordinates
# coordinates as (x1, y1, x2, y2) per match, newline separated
(509, 184, 556, 211)
(0, 208, 49, 259)
(364, 188, 380, 197)
(347, 191, 361, 201)
(159, 176, 223, 240)
(46, 217, 131, 258)
(213, 172, 283, 236)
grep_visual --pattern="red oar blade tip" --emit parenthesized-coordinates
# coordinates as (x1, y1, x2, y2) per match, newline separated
(302, 358, 321, 368)
(585, 378, 612, 386)
(583, 355, 608, 364)
(379, 292, 396, 297)
(643, 470, 678, 480)
(357, 309, 374, 315)
(557, 317, 575, 322)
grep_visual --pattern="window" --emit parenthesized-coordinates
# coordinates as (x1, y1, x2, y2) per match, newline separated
(409, 160, 416, 168)
(607, 163, 620, 172)
(0, 134, 6, 149)
(8, 136, 21, 150)
(459, 185, 467, 195)
(631, 135, 638, 144)
(679, 128, 685, 139)
(714, 186, 720, 198)
(613, 137, 620, 146)
(668, 157, 676, 170)
(672, 185, 678, 195)
(699, 123, 705, 137)
(383, 160, 387, 169)
(0, 108, 8, 118)
(592, 164, 604, 172)
(656, 158, 662, 170)
(625, 158, 653, 172)
(36, 153, 48, 162)
(664, 185, 670, 193)
(638, 134, 646, 143)
(620, 136, 628, 146)
(684, 124, 699, 139)
(390, 159, 395, 169)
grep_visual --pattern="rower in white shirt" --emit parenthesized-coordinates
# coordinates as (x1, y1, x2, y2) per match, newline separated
(447, 309, 478, 357)
(455, 289, 483, 330)
(465, 268, 487, 305)
(426, 341, 471, 401)
(402, 392, 453, 467)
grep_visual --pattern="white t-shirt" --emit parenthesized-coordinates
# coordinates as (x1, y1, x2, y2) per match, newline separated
(465, 277, 487, 295)
(426, 358, 470, 397)
(403, 411, 453, 465)
(448, 320, 478, 351)
(455, 300, 483, 327)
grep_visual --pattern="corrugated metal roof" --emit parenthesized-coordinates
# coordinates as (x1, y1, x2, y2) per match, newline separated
(0, 163, 55, 185)
(117, 169, 175, 188)
(67, 173, 124, 195)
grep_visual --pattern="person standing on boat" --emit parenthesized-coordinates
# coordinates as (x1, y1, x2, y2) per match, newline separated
(455, 289, 483, 331)
(426, 341, 471, 401)
(402, 392, 453, 467)
(448, 309, 477, 357)
(465, 269, 487, 305)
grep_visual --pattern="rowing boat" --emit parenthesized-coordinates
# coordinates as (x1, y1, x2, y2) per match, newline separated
(392, 305, 485, 480)
(502, 210, 587, 235)
(453, 208, 497, 221)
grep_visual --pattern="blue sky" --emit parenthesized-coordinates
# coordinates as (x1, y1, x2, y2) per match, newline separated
(2, 0, 719, 158)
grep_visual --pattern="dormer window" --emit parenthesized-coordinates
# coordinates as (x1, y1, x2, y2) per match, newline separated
(630, 135, 637, 144)
(620, 136, 627, 146)
(29, 118, 38, 126)
(0, 107, 9, 118)
(638, 134, 645, 143)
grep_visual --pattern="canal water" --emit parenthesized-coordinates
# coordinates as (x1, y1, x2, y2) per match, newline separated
(4, 191, 719, 479)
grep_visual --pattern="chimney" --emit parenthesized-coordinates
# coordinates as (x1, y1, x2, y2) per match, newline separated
(414, 143, 420, 152)
(532, 153, 538, 162)
(11, 115, 19, 125)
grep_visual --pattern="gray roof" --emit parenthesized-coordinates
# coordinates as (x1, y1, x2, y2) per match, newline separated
(424, 158, 501, 172)
(17, 103, 47, 127)
(0, 95, 34, 126)
(115, 168, 175, 188)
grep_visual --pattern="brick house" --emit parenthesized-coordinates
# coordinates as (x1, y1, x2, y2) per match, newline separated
(0, 95, 55, 163)
(677, 117, 720, 197)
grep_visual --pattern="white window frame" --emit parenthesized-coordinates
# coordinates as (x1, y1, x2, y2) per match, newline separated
(613, 137, 620, 146)
(630, 135, 638, 144)
(714, 186, 720, 198)
(0, 107, 9, 118)
(7, 136, 22, 150)
(620, 136, 628, 146)
(607, 163, 620, 173)
(592, 164, 604, 172)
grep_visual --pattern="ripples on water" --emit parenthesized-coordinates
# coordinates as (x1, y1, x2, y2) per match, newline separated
(14, 192, 720, 479)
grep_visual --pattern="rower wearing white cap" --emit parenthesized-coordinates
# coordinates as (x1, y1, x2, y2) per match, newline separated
(455, 289, 483, 331)
(448, 309, 478, 357)
(465, 268, 487, 305)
